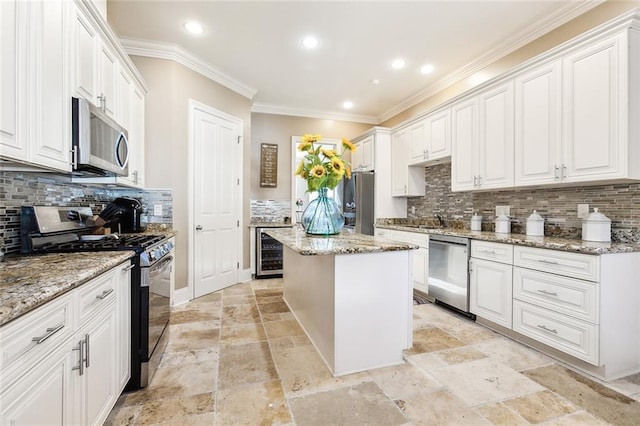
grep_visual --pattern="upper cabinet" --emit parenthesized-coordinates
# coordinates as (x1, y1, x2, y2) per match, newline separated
(1, 0, 71, 172)
(451, 81, 514, 191)
(407, 109, 451, 166)
(351, 134, 374, 172)
(1, 0, 147, 183)
(391, 127, 425, 197)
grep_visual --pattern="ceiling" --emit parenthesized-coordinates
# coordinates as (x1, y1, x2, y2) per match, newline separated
(107, 0, 601, 124)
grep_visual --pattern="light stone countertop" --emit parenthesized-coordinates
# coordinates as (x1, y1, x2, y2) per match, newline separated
(376, 224, 640, 255)
(248, 222, 294, 228)
(0, 251, 135, 326)
(265, 227, 418, 256)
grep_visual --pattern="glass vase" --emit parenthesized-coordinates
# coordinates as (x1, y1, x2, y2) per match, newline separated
(301, 187, 345, 235)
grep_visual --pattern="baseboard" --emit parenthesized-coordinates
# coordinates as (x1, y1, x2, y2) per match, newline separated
(240, 268, 252, 283)
(172, 287, 192, 306)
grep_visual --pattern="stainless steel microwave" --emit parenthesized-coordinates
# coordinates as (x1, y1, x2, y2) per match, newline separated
(71, 97, 129, 176)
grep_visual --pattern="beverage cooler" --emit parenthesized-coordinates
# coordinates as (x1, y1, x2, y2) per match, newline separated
(256, 227, 284, 278)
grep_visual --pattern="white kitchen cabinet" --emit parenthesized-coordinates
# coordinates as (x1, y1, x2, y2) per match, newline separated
(0, 262, 131, 426)
(451, 98, 479, 191)
(98, 41, 118, 118)
(351, 134, 374, 172)
(408, 119, 427, 164)
(470, 241, 513, 328)
(376, 229, 428, 294)
(72, 5, 99, 104)
(514, 60, 562, 186)
(408, 109, 451, 166)
(391, 127, 425, 197)
(0, 0, 71, 172)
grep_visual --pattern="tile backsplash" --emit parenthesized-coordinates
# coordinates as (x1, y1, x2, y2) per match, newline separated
(250, 199, 291, 223)
(407, 163, 640, 242)
(0, 171, 173, 255)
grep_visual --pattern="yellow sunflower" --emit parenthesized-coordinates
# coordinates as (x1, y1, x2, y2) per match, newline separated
(330, 157, 345, 177)
(301, 133, 322, 145)
(310, 165, 326, 178)
(341, 137, 356, 152)
(345, 165, 352, 179)
(294, 160, 305, 176)
(321, 148, 338, 158)
(298, 141, 312, 152)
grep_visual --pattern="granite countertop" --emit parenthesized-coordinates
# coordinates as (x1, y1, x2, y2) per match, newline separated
(0, 251, 135, 326)
(248, 222, 294, 228)
(265, 227, 418, 256)
(376, 224, 640, 255)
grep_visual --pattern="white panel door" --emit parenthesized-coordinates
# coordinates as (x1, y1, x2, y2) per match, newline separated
(425, 108, 451, 159)
(562, 34, 624, 182)
(360, 135, 374, 171)
(470, 258, 513, 328)
(451, 98, 478, 191)
(72, 6, 98, 103)
(478, 81, 514, 189)
(391, 128, 408, 196)
(193, 107, 240, 298)
(514, 60, 562, 186)
(98, 42, 118, 118)
(408, 120, 427, 163)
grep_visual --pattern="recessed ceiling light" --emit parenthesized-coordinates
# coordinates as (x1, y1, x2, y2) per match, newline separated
(391, 59, 406, 70)
(370, 79, 380, 85)
(343, 101, 354, 109)
(302, 35, 319, 49)
(184, 21, 204, 35)
(420, 64, 435, 74)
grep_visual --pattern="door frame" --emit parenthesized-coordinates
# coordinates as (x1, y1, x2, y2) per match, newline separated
(183, 99, 244, 304)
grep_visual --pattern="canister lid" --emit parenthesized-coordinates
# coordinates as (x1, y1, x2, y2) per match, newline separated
(472, 212, 482, 220)
(496, 213, 510, 222)
(584, 208, 611, 223)
(527, 210, 544, 222)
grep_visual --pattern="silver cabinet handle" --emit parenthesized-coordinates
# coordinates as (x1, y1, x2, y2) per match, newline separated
(554, 165, 559, 180)
(562, 164, 567, 179)
(32, 323, 65, 345)
(538, 259, 559, 265)
(84, 334, 90, 368)
(537, 324, 558, 334)
(477, 176, 482, 186)
(72, 338, 84, 376)
(95, 288, 114, 300)
(121, 263, 135, 272)
(196, 225, 203, 231)
(480, 249, 496, 254)
(473, 176, 477, 187)
(537, 289, 558, 297)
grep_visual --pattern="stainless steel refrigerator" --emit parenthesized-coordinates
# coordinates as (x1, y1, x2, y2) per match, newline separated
(343, 171, 375, 235)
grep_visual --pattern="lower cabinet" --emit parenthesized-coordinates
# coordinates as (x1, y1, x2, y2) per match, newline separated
(0, 261, 132, 425)
(470, 251, 513, 328)
(375, 228, 429, 294)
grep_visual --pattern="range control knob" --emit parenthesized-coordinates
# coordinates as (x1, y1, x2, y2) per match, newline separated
(149, 251, 156, 261)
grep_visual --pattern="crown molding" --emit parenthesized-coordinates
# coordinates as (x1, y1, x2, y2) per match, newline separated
(251, 103, 379, 124)
(377, 0, 605, 123)
(119, 37, 257, 100)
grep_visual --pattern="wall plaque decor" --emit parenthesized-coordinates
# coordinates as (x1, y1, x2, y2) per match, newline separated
(260, 143, 278, 187)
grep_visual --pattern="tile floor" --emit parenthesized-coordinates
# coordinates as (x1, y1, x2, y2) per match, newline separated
(106, 278, 640, 425)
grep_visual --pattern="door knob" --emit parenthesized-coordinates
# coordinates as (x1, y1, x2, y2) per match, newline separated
(195, 225, 203, 231)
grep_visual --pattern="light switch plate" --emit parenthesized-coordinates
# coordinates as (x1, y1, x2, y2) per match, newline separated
(154, 205, 163, 216)
(577, 203, 589, 219)
(495, 205, 511, 216)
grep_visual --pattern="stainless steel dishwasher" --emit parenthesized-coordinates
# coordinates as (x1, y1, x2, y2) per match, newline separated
(428, 234, 473, 316)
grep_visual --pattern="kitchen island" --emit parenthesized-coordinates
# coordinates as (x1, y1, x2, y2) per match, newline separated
(266, 228, 417, 376)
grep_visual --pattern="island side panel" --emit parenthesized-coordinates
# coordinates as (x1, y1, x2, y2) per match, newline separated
(282, 246, 336, 370)
(333, 250, 412, 375)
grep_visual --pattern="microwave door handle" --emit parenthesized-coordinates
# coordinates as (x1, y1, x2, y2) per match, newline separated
(115, 132, 130, 169)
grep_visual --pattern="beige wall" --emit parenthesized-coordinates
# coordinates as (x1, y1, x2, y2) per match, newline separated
(381, 0, 640, 127)
(132, 56, 252, 290)
(250, 113, 371, 200)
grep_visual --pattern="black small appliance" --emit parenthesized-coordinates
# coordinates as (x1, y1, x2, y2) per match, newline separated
(105, 197, 145, 233)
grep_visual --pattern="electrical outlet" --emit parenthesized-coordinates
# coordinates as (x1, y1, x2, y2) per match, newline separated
(577, 203, 589, 219)
(153, 205, 163, 216)
(495, 205, 511, 216)
(410, 206, 416, 215)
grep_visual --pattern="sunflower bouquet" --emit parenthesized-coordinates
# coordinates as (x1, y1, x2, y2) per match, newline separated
(294, 134, 356, 192)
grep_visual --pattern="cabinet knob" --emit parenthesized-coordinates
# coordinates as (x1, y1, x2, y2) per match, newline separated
(195, 225, 203, 231)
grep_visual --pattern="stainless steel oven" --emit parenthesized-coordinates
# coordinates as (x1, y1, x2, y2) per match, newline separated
(428, 234, 474, 316)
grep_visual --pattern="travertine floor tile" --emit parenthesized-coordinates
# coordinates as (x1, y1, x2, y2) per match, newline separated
(222, 303, 261, 326)
(431, 345, 489, 366)
(220, 322, 267, 346)
(257, 299, 290, 314)
(475, 402, 528, 425)
(542, 410, 611, 425)
(217, 341, 278, 389)
(503, 390, 578, 423)
(288, 381, 408, 426)
(474, 337, 554, 372)
(367, 362, 441, 399)
(104, 399, 141, 425)
(397, 388, 491, 425)
(216, 380, 292, 426)
(165, 321, 220, 352)
(170, 305, 221, 325)
(222, 283, 253, 295)
(160, 347, 219, 368)
(222, 294, 255, 306)
(263, 319, 305, 339)
(254, 288, 284, 298)
(135, 392, 215, 424)
(148, 358, 218, 397)
(189, 292, 222, 304)
(428, 357, 545, 406)
(405, 327, 465, 355)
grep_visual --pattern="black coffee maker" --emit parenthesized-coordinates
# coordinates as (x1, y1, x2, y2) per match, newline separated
(101, 197, 145, 233)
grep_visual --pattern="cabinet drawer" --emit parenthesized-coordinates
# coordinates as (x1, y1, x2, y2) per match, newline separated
(513, 300, 598, 365)
(471, 240, 513, 264)
(513, 267, 598, 323)
(77, 269, 117, 325)
(0, 292, 74, 374)
(513, 246, 599, 281)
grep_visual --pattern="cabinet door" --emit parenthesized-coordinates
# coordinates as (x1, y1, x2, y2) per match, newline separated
(72, 6, 99, 103)
(115, 69, 135, 186)
(413, 247, 428, 294)
(408, 120, 427, 164)
(116, 263, 131, 392)
(360, 135, 374, 171)
(425, 108, 451, 160)
(98, 42, 118, 118)
(1, 338, 75, 425)
(75, 309, 117, 426)
(351, 141, 364, 171)
(514, 60, 562, 186)
(129, 86, 146, 187)
(0, 0, 28, 161)
(30, 0, 71, 172)
(478, 81, 514, 190)
(391, 128, 409, 196)
(451, 98, 478, 191)
(562, 33, 625, 182)
(470, 258, 513, 328)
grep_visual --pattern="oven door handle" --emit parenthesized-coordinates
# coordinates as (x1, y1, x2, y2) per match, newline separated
(149, 256, 173, 277)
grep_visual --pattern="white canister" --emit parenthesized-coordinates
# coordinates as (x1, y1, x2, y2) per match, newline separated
(471, 213, 482, 231)
(582, 208, 611, 242)
(526, 210, 545, 237)
(495, 214, 511, 234)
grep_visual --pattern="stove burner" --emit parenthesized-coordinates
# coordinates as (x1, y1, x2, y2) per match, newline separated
(33, 234, 167, 254)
